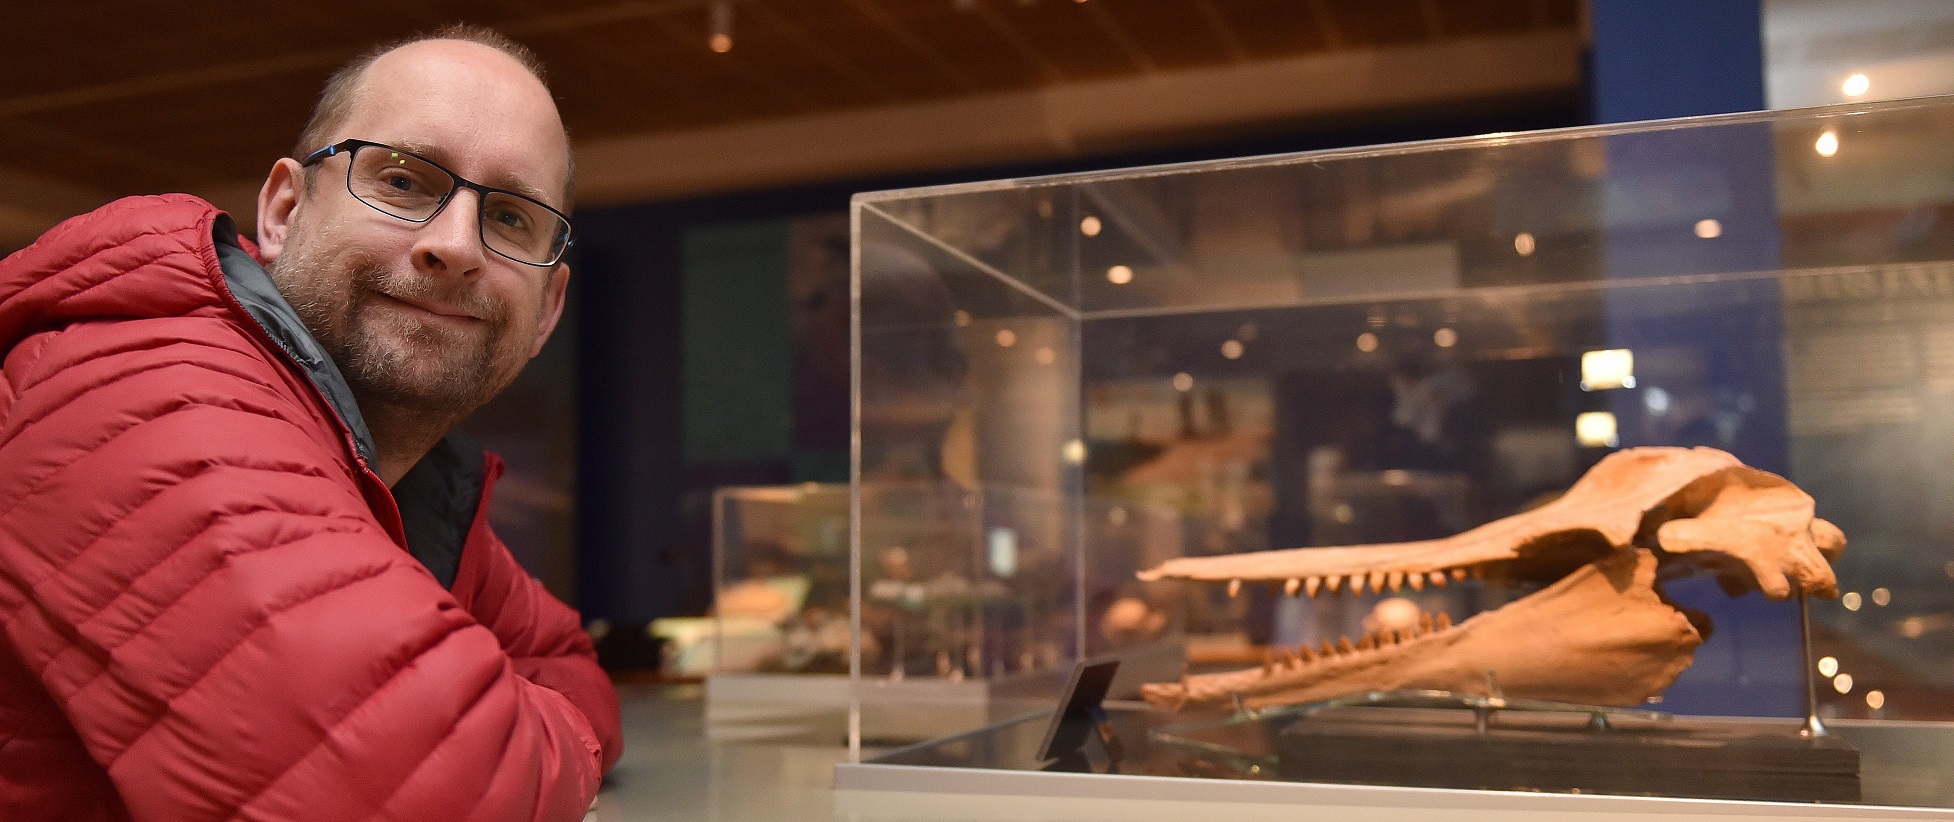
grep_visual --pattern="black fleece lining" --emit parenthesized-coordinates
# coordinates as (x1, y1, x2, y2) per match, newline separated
(392, 432, 484, 589)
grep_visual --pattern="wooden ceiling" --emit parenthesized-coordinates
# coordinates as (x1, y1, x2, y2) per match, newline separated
(0, 0, 1582, 248)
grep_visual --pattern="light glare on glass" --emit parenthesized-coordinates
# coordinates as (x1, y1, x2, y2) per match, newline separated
(1866, 690, 1885, 710)
(1080, 215, 1103, 236)
(1695, 218, 1723, 239)
(1221, 339, 1245, 359)
(1842, 591, 1861, 611)
(995, 328, 1017, 348)
(1172, 372, 1194, 392)
(1433, 328, 1457, 348)
(954, 309, 972, 327)
(1107, 264, 1134, 285)
(1871, 587, 1890, 606)
(1832, 673, 1854, 694)
(1575, 412, 1619, 448)
(1514, 232, 1536, 256)
(1818, 655, 1839, 677)
(1035, 347, 1056, 365)
(1061, 439, 1086, 464)
(1356, 332, 1380, 353)
(1580, 349, 1635, 391)
(1842, 73, 1870, 97)
(1815, 131, 1839, 157)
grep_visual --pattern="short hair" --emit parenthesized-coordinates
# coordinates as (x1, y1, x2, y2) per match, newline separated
(292, 24, 575, 205)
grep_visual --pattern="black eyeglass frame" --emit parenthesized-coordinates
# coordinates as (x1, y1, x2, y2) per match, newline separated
(299, 138, 574, 267)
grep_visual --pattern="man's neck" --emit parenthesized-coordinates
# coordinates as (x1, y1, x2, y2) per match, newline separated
(363, 401, 462, 486)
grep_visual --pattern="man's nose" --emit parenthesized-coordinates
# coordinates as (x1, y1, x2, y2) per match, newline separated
(411, 189, 489, 276)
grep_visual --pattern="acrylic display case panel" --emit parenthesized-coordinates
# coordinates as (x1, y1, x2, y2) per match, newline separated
(849, 96, 1954, 812)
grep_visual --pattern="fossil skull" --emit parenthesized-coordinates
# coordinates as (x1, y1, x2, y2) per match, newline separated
(1137, 446, 1844, 711)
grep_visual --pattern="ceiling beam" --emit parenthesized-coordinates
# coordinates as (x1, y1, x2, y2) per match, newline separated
(569, 28, 1581, 204)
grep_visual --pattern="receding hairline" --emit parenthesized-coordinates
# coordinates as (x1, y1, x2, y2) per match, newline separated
(292, 25, 576, 207)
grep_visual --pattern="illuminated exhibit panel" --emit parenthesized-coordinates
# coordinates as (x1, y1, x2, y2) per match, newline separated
(849, 96, 1954, 811)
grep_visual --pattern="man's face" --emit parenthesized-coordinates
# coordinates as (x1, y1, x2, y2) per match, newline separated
(263, 40, 570, 420)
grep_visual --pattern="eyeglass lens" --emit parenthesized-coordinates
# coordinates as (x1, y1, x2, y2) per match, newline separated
(346, 145, 568, 265)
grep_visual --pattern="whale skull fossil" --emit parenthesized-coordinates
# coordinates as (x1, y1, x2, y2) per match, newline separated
(1136, 446, 1844, 711)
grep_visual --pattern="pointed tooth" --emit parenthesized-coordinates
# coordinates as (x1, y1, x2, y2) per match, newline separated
(1324, 574, 1342, 594)
(1305, 576, 1322, 598)
(1397, 628, 1412, 644)
(1451, 568, 1469, 582)
(1430, 571, 1449, 587)
(1471, 565, 1486, 580)
(1319, 640, 1337, 657)
(1369, 571, 1387, 593)
(1284, 578, 1301, 597)
(1297, 644, 1316, 663)
(1388, 571, 1405, 592)
(1436, 612, 1453, 630)
(1408, 572, 1424, 591)
(1419, 612, 1435, 634)
(1228, 579, 1242, 598)
(1337, 637, 1356, 654)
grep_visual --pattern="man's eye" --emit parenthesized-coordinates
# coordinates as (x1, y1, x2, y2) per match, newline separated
(490, 206, 532, 231)
(379, 170, 422, 192)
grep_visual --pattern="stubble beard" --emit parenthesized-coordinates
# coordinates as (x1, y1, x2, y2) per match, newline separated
(268, 220, 516, 432)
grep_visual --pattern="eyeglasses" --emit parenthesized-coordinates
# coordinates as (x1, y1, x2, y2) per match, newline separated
(300, 138, 573, 267)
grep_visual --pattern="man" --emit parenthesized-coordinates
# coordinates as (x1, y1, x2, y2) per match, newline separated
(0, 26, 621, 822)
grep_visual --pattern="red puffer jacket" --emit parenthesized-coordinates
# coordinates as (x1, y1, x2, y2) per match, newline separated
(0, 195, 621, 822)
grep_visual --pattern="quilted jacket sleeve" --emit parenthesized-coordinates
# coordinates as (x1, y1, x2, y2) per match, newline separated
(0, 315, 602, 820)
(450, 484, 623, 772)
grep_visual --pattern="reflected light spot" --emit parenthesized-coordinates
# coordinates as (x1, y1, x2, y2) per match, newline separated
(1832, 673, 1854, 694)
(1514, 232, 1536, 257)
(1035, 347, 1056, 365)
(1842, 73, 1870, 97)
(1061, 439, 1086, 465)
(1815, 130, 1839, 157)
(709, 33, 732, 53)
(1576, 412, 1618, 448)
(1871, 587, 1891, 607)
(1645, 386, 1672, 415)
(1107, 264, 1134, 285)
(1172, 372, 1194, 392)
(1238, 322, 1259, 341)
(1580, 348, 1634, 391)
(1866, 690, 1885, 710)
(1842, 591, 1861, 611)
(1433, 327, 1457, 348)
(1818, 656, 1839, 677)
(1695, 219, 1723, 239)
(995, 328, 1016, 348)
(1221, 339, 1244, 360)
(1356, 332, 1380, 353)
(1333, 503, 1354, 524)
(1080, 215, 1102, 237)
(954, 309, 972, 327)
(1107, 506, 1127, 526)
(1900, 617, 1925, 639)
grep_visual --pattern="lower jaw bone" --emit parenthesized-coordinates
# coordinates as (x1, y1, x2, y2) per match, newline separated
(1142, 549, 1702, 711)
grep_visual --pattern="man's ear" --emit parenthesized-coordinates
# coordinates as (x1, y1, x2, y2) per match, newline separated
(530, 263, 572, 358)
(256, 158, 305, 263)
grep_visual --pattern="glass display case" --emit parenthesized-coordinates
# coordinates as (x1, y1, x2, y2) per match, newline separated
(843, 95, 1954, 814)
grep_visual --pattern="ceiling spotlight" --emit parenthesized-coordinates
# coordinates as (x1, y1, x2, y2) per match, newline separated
(1080, 215, 1103, 237)
(709, 0, 733, 53)
(1356, 332, 1379, 353)
(1514, 232, 1536, 257)
(1842, 73, 1870, 97)
(1107, 264, 1134, 285)
(1694, 218, 1722, 239)
(1221, 339, 1244, 360)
